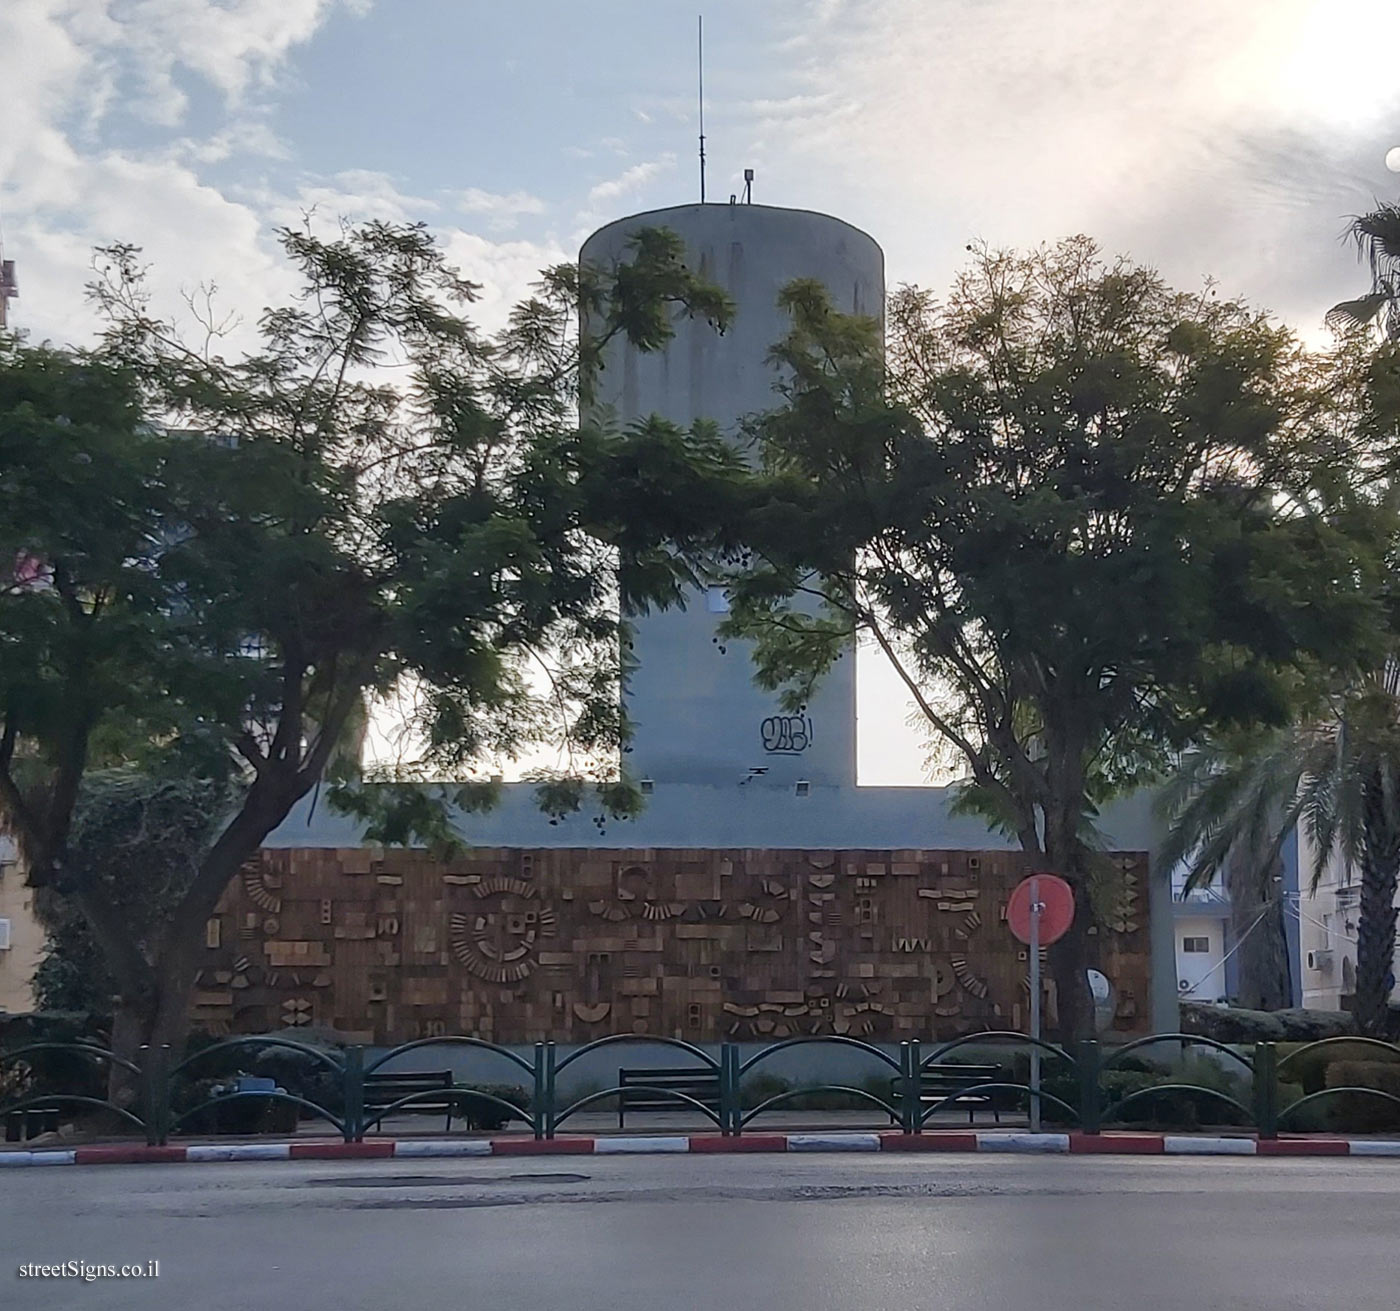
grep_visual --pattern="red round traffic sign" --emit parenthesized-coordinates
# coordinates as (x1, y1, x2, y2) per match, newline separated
(1006, 874, 1075, 945)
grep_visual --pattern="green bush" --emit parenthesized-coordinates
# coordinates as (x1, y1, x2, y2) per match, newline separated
(1027, 1051, 1251, 1129)
(1320, 1060, 1400, 1133)
(1277, 1040, 1400, 1096)
(170, 1036, 346, 1123)
(739, 1073, 791, 1110)
(0, 1014, 112, 1108)
(557, 1079, 618, 1112)
(737, 1072, 899, 1114)
(177, 1080, 299, 1135)
(451, 1083, 529, 1131)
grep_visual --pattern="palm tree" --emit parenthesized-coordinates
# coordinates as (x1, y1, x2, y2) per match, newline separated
(1159, 729, 1301, 1013)
(1161, 667, 1400, 1035)
(1327, 201, 1400, 340)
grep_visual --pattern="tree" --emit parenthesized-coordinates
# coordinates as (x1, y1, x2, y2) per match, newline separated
(1156, 730, 1296, 1011)
(1159, 334, 1400, 1033)
(1159, 667, 1400, 1035)
(718, 237, 1393, 1037)
(1328, 200, 1400, 340)
(33, 770, 232, 1019)
(0, 219, 739, 1072)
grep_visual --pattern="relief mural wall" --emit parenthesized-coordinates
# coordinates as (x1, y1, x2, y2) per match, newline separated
(194, 847, 1151, 1044)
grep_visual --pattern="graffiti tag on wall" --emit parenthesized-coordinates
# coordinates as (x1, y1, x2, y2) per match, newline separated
(761, 714, 813, 755)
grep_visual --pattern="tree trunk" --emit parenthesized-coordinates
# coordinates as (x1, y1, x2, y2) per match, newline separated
(1356, 772, 1400, 1037)
(1046, 903, 1092, 1042)
(1042, 810, 1093, 1042)
(1224, 848, 1292, 1011)
(108, 965, 195, 1108)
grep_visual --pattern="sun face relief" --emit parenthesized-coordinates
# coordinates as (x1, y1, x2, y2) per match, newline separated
(449, 878, 557, 984)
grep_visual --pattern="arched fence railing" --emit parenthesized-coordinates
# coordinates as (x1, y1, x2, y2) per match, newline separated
(5, 1031, 1400, 1145)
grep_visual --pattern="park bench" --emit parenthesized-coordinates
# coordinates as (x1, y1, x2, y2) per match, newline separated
(617, 1066, 721, 1128)
(362, 1070, 524, 1133)
(889, 1063, 1006, 1125)
(362, 1070, 456, 1133)
(4, 1104, 61, 1142)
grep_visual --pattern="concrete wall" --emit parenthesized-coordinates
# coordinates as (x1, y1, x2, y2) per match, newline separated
(1174, 914, 1228, 1003)
(266, 779, 1180, 1036)
(270, 780, 1160, 855)
(1294, 826, 1381, 1012)
(580, 204, 884, 790)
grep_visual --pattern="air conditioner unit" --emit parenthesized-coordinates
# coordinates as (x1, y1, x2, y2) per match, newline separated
(0, 918, 11, 951)
(1307, 948, 1333, 971)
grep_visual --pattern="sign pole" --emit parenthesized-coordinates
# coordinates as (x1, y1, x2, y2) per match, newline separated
(1029, 875, 1041, 1134)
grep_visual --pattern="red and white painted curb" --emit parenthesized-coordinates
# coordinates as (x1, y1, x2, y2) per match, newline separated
(1, 1131, 1396, 1167)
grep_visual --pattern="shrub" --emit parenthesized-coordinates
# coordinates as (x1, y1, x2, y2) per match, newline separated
(556, 1080, 617, 1113)
(1321, 1061, 1400, 1133)
(177, 1080, 300, 1135)
(1277, 1040, 1400, 1096)
(451, 1083, 529, 1131)
(0, 1015, 111, 1114)
(1030, 1051, 1251, 1129)
(739, 1073, 791, 1110)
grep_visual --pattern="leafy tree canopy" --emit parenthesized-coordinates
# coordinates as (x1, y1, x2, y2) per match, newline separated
(717, 237, 1398, 1033)
(0, 219, 740, 1055)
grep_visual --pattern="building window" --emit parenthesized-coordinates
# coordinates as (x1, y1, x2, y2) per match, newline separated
(1182, 936, 1211, 953)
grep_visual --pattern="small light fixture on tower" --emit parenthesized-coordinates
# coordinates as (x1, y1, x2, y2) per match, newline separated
(640, 778, 655, 795)
(742, 168, 754, 204)
(794, 779, 811, 798)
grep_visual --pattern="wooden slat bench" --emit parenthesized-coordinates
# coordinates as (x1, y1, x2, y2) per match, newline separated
(363, 1070, 456, 1133)
(890, 1063, 1006, 1126)
(617, 1067, 720, 1128)
(4, 1105, 61, 1142)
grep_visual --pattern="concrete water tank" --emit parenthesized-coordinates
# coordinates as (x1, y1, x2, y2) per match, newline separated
(580, 202, 884, 788)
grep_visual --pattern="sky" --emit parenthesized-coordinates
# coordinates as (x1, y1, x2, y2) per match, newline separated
(5, 0, 1400, 784)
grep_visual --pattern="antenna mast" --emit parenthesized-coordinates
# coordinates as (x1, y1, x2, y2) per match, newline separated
(0, 200, 16, 332)
(697, 14, 706, 203)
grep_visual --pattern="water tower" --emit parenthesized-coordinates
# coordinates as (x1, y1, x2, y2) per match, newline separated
(580, 203, 884, 788)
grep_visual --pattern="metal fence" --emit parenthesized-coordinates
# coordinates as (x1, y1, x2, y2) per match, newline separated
(6, 1030, 1400, 1146)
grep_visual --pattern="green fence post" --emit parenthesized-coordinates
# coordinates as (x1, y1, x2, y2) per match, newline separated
(1254, 1041, 1278, 1140)
(138, 1044, 170, 1147)
(718, 1043, 737, 1136)
(1077, 1040, 1101, 1135)
(904, 1040, 922, 1134)
(532, 1043, 546, 1140)
(343, 1045, 364, 1143)
(543, 1042, 557, 1139)
(732, 1043, 744, 1135)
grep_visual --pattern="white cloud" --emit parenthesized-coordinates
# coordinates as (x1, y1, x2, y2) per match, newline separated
(755, 0, 1400, 332)
(451, 188, 548, 232)
(0, 2, 574, 358)
(440, 231, 572, 336)
(0, 0, 364, 347)
(115, 0, 362, 106)
(587, 154, 677, 204)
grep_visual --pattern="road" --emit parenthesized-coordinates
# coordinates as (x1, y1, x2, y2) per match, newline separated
(3, 1152, 1393, 1310)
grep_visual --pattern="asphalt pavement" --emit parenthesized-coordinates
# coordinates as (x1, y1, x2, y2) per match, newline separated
(3, 1153, 1394, 1310)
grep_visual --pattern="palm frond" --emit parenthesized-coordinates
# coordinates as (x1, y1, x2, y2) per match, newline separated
(1347, 203, 1400, 276)
(1156, 729, 1301, 896)
(1325, 290, 1391, 333)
